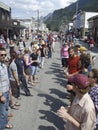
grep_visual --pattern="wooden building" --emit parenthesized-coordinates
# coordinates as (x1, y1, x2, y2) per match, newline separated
(0, 2, 11, 39)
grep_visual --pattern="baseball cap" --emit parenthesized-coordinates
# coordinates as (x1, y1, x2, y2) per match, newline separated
(68, 74, 90, 89)
(79, 46, 87, 51)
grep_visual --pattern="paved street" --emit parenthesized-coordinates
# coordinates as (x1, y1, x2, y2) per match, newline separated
(8, 41, 70, 130)
(7, 40, 98, 130)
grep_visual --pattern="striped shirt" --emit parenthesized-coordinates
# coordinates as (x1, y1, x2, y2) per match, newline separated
(89, 85, 98, 124)
(0, 62, 10, 93)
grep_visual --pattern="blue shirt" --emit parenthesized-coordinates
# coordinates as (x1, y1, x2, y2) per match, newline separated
(15, 58, 24, 75)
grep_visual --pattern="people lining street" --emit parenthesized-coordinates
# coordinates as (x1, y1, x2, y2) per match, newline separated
(0, 31, 98, 130)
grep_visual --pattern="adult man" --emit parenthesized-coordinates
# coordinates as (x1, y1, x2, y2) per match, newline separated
(15, 51, 32, 96)
(0, 48, 12, 129)
(57, 74, 96, 130)
(9, 51, 20, 99)
(65, 46, 80, 103)
(65, 46, 80, 77)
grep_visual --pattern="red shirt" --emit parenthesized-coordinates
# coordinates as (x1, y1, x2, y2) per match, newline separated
(0, 43, 3, 48)
(90, 39, 94, 44)
(68, 55, 80, 74)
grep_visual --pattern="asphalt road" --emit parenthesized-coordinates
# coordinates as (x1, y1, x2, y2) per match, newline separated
(7, 40, 98, 130)
(7, 41, 69, 130)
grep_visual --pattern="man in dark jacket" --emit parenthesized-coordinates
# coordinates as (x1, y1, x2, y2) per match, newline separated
(15, 51, 32, 96)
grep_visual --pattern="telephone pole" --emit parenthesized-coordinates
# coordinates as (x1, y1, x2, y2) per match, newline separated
(75, 0, 79, 34)
(37, 9, 39, 31)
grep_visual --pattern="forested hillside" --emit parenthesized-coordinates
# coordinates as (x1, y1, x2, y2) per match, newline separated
(44, 0, 98, 31)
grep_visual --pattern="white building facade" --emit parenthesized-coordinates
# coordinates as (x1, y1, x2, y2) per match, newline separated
(72, 11, 98, 39)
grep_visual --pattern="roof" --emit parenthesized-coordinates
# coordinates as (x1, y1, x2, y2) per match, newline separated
(88, 15, 98, 21)
(0, 1, 10, 12)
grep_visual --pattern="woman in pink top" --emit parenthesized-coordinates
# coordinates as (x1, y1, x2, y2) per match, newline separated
(61, 42, 69, 69)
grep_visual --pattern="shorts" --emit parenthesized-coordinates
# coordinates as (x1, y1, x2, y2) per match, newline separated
(90, 44, 94, 47)
(31, 66, 38, 75)
(24, 67, 32, 75)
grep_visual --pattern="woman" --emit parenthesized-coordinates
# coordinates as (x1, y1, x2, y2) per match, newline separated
(23, 48, 34, 85)
(30, 47, 39, 83)
(60, 42, 69, 70)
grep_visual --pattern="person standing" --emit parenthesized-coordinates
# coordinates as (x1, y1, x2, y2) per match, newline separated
(8, 51, 21, 99)
(9, 40, 15, 54)
(0, 48, 13, 129)
(57, 74, 96, 130)
(15, 51, 32, 96)
(17, 38, 25, 54)
(89, 37, 95, 51)
(23, 48, 34, 85)
(60, 42, 69, 70)
(66, 47, 80, 77)
(39, 44, 46, 69)
(89, 69, 98, 130)
(30, 47, 39, 83)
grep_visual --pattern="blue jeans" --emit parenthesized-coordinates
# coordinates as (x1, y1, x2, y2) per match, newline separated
(31, 66, 38, 75)
(95, 124, 98, 130)
(19, 75, 31, 96)
(48, 50, 52, 58)
(40, 57, 45, 68)
(0, 91, 10, 130)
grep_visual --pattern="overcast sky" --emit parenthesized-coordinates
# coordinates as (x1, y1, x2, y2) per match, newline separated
(0, 0, 77, 19)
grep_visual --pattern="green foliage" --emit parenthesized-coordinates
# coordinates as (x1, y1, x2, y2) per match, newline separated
(45, 0, 98, 31)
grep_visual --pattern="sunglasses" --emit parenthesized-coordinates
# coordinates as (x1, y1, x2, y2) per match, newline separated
(0, 54, 7, 57)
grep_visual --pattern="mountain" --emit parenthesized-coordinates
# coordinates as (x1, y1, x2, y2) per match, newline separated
(43, 13, 53, 21)
(44, 0, 98, 31)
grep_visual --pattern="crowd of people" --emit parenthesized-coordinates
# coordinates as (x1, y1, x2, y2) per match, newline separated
(0, 31, 98, 130)
(0, 32, 56, 130)
(57, 34, 98, 130)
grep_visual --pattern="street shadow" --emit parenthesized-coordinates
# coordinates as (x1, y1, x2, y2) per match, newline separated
(38, 126, 56, 130)
(38, 93, 68, 112)
(49, 88, 70, 99)
(51, 62, 60, 67)
(38, 110, 65, 130)
(45, 62, 67, 87)
(38, 93, 68, 130)
(38, 60, 68, 129)
(52, 77, 67, 87)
